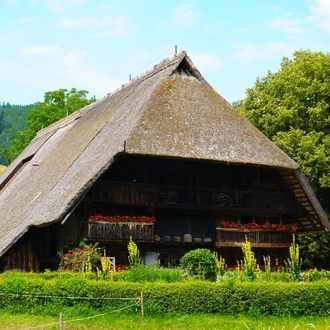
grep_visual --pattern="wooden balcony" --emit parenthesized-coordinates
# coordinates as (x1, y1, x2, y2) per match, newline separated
(216, 228, 292, 248)
(90, 180, 298, 214)
(85, 221, 154, 242)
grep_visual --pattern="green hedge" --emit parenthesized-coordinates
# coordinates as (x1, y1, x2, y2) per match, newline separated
(0, 272, 330, 317)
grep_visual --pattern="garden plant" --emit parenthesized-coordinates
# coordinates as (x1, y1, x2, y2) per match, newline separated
(1, 236, 330, 325)
(180, 248, 218, 282)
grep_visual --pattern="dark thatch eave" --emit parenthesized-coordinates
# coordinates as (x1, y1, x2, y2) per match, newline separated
(0, 50, 329, 257)
(294, 168, 330, 232)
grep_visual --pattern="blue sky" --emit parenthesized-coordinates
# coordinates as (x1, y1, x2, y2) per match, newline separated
(1, 0, 330, 105)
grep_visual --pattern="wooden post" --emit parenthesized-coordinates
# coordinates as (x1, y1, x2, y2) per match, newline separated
(140, 291, 144, 317)
(59, 312, 63, 330)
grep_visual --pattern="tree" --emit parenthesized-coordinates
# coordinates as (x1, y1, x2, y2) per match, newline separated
(236, 50, 330, 268)
(3, 88, 94, 163)
(0, 103, 32, 165)
(0, 109, 4, 134)
(236, 50, 330, 203)
(298, 232, 330, 269)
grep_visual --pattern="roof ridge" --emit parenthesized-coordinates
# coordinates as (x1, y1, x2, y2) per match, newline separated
(106, 50, 187, 98)
(34, 51, 187, 140)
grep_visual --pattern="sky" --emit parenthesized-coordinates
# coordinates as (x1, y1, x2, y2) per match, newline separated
(1, 0, 330, 105)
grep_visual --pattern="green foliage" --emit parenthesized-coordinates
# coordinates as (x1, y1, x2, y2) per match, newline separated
(127, 237, 141, 267)
(58, 240, 102, 273)
(3, 88, 94, 163)
(236, 50, 330, 268)
(238, 236, 257, 280)
(214, 252, 226, 276)
(263, 255, 271, 282)
(0, 103, 32, 165)
(287, 235, 302, 281)
(2, 272, 330, 317)
(98, 252, 114, 280)
(0, 108, 4, 134)
(236, 50, 330, 194)
(298, 232, 330, 269)
(180, 248, 218, 282)
(113, 265, 183, 283)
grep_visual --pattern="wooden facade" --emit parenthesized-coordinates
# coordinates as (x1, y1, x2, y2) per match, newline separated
(72, 154, 301, 268)
(0, 154, 306, 271)
(0, 227, 40, 272)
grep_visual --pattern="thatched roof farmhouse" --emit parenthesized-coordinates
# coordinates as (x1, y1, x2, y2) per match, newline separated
(0, 51, 329, 271)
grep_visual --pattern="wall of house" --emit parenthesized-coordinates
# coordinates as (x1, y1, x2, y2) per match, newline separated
(0, 227, 41, 272)
(0, 155, 309, 271)
(77, 155, 302, 267)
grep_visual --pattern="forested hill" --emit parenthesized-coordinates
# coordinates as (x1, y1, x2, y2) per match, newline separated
(0, 102, 34, 165)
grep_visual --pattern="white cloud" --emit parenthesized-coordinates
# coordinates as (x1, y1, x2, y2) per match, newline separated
(191, 52, 223, 73)
(19, 45, 87, 67)
(57, 16, 131, 37)
(267, 18, 304, 34)
(19, 44, 61, 56)
(18, 17, 38, 24)
(171, 3, 201, 29)
(233, 42, 295, 65)
(57, 17, 98, 29)
(0, 56, 121, 103)
(270, 6, 281, 12)
(69, 68, 123, 98)
(45, 0, 86, 13)
(2, 45, 123, 103)
(62, 50, 87, 67)
(0, 33, 15, 47)
(308, 0, 330, 33)
(8, 16, 39, 27)
(90, 16, 132, 38)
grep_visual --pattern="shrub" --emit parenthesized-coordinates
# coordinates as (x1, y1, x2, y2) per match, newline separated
(180, 249, 218, 282)
(58, 239, 102, 272)
(2, 273, 330, 317)
(113, 265, 183, 283)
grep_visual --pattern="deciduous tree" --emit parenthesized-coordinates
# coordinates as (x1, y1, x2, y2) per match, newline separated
(236, 50, 330, 205)
(236, 50, 330, 268)
(3, 88, 94, 163)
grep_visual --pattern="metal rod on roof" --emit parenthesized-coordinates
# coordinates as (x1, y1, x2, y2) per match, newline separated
(175, 45, 177, 55)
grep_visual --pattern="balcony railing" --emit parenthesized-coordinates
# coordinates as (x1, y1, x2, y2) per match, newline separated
(216, 228, 292, 248)
(90, 181, 297, 214)
(85, 221, 154, 241)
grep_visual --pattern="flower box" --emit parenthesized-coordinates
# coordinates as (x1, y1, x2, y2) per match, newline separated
(220, 221, 297, 232)
(216, 227, 292, 247)
(86, 220, 154, 241)
(89, 215, 156, 224)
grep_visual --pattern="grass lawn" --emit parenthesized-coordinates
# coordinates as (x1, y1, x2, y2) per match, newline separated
(1, 313, 330, 330)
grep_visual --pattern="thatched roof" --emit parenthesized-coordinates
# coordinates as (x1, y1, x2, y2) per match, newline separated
(0, 51, 329, 257)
